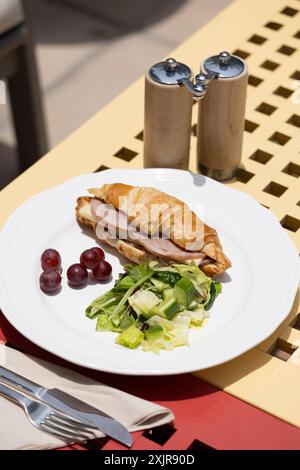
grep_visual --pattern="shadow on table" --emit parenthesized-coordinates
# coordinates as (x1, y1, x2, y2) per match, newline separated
(24, 0, 187, 43)
(198, 289, 300, 387)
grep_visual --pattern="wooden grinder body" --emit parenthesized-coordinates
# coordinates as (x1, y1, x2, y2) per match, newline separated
(197, 61, 248, 177)
(144, 72, 193, 169)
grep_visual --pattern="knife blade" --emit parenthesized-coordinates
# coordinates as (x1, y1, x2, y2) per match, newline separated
(0, 365, 132, 447)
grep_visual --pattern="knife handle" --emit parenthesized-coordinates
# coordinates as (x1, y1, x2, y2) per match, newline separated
(0, 366, 42, 396)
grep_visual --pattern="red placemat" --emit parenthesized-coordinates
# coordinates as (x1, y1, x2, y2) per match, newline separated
(1, 312, 299, 450)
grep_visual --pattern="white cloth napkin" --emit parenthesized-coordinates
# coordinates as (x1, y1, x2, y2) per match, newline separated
(0, 345, 174, 450)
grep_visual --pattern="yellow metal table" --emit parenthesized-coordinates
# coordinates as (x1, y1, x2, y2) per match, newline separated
(1, 0, 300, 430)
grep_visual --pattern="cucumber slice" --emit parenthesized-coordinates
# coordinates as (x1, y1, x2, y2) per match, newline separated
(155, 297, 180, 320)
(174, 277, 197, 308)
(145, 325, 164, 342)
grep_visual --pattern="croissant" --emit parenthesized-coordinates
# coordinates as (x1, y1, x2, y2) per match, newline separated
(76, 183, 231, 277)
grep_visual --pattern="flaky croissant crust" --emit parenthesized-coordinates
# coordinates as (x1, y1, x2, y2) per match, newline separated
(76, 183, 231, 277)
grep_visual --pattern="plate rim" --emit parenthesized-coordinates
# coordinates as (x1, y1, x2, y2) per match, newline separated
(0, 169, 299, 375)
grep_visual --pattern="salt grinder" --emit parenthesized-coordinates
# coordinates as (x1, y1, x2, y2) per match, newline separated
(196, 51, 248, 181)
(144, 58, 203, 169)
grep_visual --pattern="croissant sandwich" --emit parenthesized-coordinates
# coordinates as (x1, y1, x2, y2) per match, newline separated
(75, 183, 231, 277)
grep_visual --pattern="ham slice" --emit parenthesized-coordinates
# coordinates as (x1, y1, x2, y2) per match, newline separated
(91, 199, 207, 264)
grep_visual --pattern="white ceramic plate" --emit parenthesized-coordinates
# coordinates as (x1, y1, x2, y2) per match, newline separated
(0, 169, 299, 375)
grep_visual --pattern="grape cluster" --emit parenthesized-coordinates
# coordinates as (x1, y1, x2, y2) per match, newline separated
(39, 247, 112, 293)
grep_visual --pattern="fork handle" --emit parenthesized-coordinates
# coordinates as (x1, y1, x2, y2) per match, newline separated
(0, 381, 32, 410)
(0, 366, 42, 396)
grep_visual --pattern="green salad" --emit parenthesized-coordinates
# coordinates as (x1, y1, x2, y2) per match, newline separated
(86, 261, 221, 353)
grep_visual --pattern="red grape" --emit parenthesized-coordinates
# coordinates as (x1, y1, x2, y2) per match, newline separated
(80, 249, 100, 270)
(93, 260, 112, 282)
(41, 249, 61, 272)
(40, 270, 61, 293)
(67, 263, 88, 287)
(91, 247, 105, 262)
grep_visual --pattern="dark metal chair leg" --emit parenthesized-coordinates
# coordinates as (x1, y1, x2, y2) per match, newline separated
(7, 25, 48, 171)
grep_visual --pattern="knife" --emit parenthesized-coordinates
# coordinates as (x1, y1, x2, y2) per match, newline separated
(0, 366, 132, 447)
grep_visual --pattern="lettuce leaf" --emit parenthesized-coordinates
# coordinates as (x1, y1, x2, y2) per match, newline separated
(124, 262, 153, 281)
(113, 275, 135, 292)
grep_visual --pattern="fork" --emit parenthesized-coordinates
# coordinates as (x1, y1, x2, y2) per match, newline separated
(0, 382, 96, 443)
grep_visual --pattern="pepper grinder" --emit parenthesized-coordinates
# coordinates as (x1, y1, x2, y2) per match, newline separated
(144, 58, 203, 169)
(196, 51, 248, 181)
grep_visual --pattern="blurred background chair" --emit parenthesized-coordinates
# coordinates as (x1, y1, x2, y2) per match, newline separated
(0, 0, 47, 171)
